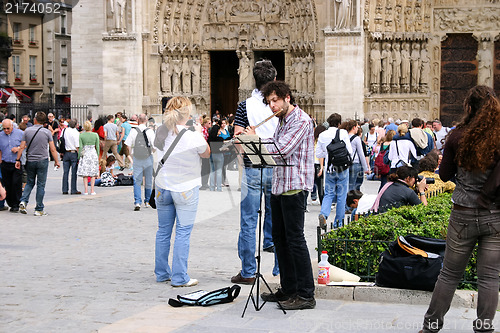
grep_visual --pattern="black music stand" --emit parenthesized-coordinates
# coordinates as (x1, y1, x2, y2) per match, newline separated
(233, 135, 290, 317)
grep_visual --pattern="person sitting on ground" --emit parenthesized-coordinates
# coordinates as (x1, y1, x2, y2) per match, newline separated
(418, 151, 455, 194)
(346, 189, 377, 216)
(376, 165, 428, 213)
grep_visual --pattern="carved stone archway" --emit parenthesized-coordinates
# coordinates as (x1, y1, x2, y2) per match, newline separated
(152, 0, 319, 115)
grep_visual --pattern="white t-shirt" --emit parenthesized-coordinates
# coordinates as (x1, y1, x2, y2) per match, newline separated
(124, 124, 156, 156)
(155, 125, 207, 192)
(434, 127, 449, 151)
(388, 139, 417, 168)
(365, 131, 378, 148)
(357, 194, 377, 214)
(316, 127, 353, 173)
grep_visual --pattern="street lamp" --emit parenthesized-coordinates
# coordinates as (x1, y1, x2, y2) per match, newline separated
(48, 79, 54, 111)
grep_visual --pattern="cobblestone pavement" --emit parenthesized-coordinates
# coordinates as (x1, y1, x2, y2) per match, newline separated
(0, 166, 491, 332)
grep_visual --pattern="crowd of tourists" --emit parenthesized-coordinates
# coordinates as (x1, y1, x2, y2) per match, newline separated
(1, 80, 498, 329)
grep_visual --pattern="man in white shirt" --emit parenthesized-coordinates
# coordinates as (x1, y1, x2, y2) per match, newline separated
(432, 119, 450, 153)
(316, 113, 353, 228)
(125, 113, 155, 211)
(62, 119, 81, 195)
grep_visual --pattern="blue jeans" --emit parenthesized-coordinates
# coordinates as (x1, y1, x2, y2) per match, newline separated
(21, 158, 49, 212)
(154, 187, 199, 285)
(320, 169, 349, 228)
(62, 152, 79, 193)
(238, 167, 278, 278)
(423, 209, 500, 333)
(209, 153, 224, 191)
(133, 156, 153, 205)
(348, 163, 364, 191)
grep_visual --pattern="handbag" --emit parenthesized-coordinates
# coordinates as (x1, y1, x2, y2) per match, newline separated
(376, 235, 445, 292)
(149, 128, 188, 209)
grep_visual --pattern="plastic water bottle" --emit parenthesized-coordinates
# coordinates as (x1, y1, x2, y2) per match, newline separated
(318, 251, 330, 285)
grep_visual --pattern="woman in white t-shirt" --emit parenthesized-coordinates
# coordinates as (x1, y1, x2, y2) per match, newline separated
(153, 96, 210, 288)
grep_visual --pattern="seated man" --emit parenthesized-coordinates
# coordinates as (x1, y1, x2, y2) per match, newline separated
(376, 166, 427, 213)
(346, 190, 377, 216)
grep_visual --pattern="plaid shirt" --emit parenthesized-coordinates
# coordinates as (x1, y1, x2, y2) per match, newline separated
(266, 105, 314, 195)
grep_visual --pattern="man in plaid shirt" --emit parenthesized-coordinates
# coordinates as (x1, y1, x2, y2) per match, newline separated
(244, 81, 316, 310)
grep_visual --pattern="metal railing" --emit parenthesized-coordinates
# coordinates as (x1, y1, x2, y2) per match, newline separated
(8, 103, 89, 127)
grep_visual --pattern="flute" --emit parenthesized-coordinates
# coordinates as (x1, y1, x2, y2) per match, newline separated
(254, 109, 284, 129)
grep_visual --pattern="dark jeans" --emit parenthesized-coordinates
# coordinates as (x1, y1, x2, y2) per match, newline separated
(1, 162, 23, 208)
(422, 209, 500, 333)
(312, 164, 324, 204)
(271, 190, 315, 299)
(201, 157, 210, 187)
(62, 152, 79, 193)
(21, 158, 49, 211)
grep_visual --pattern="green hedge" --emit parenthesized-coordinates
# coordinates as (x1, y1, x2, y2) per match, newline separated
(320, 193, 478, 289)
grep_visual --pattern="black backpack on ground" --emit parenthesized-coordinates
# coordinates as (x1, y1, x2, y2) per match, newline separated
(133, 127, 151, 159)
(376, 235, 446, 292)
(326, 129, 353, 173)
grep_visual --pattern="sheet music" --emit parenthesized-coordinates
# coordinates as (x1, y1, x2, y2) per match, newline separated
(235, 135, 277, 166)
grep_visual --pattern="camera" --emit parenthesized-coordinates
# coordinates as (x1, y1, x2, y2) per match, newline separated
(417, 175, 435, 184)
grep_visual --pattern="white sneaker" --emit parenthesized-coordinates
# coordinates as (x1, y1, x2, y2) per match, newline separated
(144, 202, 150, 208)
(172, 279, 198, 288)
(34, 210, 48, 216)
(90, 192, 96, 196)
(19, 202, 27, 214)
(83, 192, 89, 196)
(134, 204, 141, 211)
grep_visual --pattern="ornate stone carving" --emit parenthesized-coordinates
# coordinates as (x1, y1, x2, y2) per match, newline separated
(477, 41, 493, 86)
(410, 43, 421, 93)
(434, 7, 500, 32)
(369, 42, 381, 93)
(334, 0, 352, 30)
(237, 51, 252, 90)
(364, 0, 432, 33)
(191, 57, 201, 95)
(391, 42, 402, 92)
(381, 42, 392, 92)
(181, 56, 191, 94)
(161, 56, 172, 93)
(109, 0, 128, 33)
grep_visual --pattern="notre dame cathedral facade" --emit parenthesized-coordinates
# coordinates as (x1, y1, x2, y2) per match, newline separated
(72, 0, 500, 125)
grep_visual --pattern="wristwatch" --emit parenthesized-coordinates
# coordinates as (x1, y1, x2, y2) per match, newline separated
(419, 192, 425, 196)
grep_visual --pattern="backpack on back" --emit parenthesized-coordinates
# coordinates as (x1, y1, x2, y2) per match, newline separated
(57, 129, 66, 154)
(326, 129, 353, 173)
(374, 146, 390, 176)
(133, 127, 152, 159)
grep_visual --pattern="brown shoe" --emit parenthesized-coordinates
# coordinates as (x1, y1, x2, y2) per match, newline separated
(231, 272, 255, 285)
(278, 295, 316, 310)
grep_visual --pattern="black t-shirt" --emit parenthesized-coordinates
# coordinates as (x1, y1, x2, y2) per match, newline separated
(48, 120, 59, 140)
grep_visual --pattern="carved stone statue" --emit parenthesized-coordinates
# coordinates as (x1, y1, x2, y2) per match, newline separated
(172, 59, 182, 94)
(181, 57, 191, 94)
(307, 55, 314, 92)
(301, 58, 308, 93)
(410, 43, 421, 92)
(477, 41, 493, 86)
(191, 58, 201, 94)
(420, 42, 431, 92)
(401, 42, 411, 92)
(110, 0, 127, 32)
(289, 58, 296, 90)
(391, 43, 402, 91)
(238, 51, 252, 90)
(381, 42, 392, 92)
(369, 42, 381, 92)
(295, 57, 303, 92)
(161, 57, 172, 93)
(335, 0, 351, 29)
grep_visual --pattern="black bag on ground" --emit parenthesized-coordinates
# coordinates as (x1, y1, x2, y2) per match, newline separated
(376, 235, 445, 292)
(168, 285, 241, 307)
(326, 129, 353, 172)
(116, 174, 134, 186)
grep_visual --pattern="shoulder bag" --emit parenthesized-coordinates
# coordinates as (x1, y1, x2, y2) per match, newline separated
(149, 128, 188, 209)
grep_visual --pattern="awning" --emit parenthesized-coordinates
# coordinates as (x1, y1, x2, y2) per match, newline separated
(0, 87, 32, 104)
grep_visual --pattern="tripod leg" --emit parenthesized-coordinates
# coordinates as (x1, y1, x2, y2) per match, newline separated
(257, 273, 287, 314)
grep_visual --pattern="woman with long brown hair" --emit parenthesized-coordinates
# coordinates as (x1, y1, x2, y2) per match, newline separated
(420, 85, 500, 333)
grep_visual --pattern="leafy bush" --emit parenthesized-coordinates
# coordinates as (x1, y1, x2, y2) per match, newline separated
(320, 193, 478, 289)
